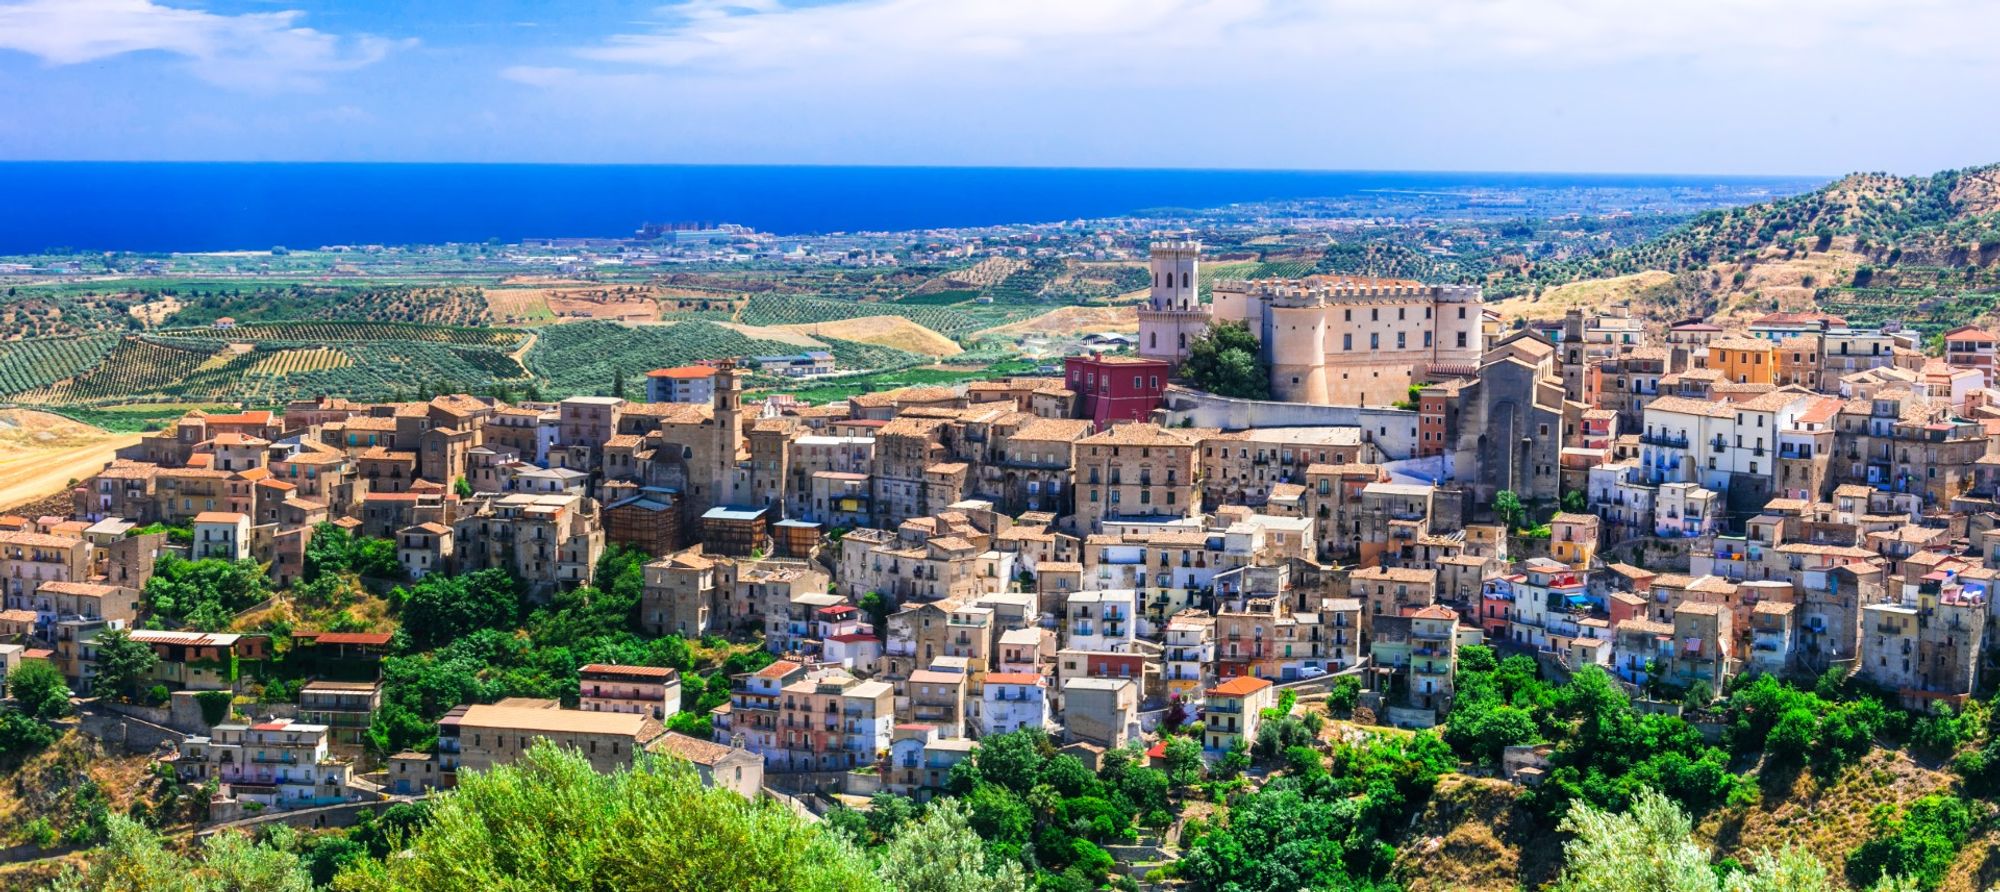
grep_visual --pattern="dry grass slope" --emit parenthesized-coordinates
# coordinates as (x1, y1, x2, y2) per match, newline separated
(776, 315, 962, 357)
(1490, 270, 1679, 322)
(982, 304, 1139, 337)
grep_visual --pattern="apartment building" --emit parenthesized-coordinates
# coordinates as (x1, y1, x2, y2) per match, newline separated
(579, 663, 681, 721)
(1202, 675, 1276, 754)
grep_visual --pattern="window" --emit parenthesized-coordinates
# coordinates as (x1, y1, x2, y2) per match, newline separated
(1343, 333, 1352, 350)
(1370, 333, 1380, 349)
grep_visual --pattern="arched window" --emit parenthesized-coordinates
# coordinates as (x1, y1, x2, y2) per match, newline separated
(1179, 332, 1187, 349)
(1181, 271, 1190, 288)
(1150, 332, 1158, 348)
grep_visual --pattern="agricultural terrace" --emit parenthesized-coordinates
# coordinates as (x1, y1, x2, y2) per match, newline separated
(524, 320, 929, 398)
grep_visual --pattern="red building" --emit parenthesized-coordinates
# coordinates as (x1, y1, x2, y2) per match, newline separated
(1065, 354, 1170, 427)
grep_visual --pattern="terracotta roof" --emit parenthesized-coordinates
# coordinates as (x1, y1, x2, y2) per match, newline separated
(1079, 424, 1200, 448)
(0, 530, 83, 549)
(1351, 565, 1437, 584)
(1207, 676, 1274, 697)
(456, 704, 654, 738)
(1645, 395, 1735, 418)
(581, 663, 677, 678)
(647, 366, 717, 379)
(648, 731, 740, 765)
(984, 672, 1044, 686)
(300, 632, 394, 646)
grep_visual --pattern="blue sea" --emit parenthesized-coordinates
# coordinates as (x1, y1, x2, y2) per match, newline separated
(0, 163, 1824, 254)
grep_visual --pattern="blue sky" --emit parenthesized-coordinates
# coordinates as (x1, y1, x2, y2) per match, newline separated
(1, 0, 1997, 174)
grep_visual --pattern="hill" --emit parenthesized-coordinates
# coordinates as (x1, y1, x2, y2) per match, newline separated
(774, 315, 963, 357)
(1497, 164, 2000, 335)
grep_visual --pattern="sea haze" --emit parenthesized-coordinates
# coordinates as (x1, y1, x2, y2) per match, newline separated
(0, 162, 1825, 254)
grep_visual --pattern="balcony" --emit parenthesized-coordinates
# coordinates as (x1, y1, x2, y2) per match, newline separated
(1639, 432, 1688, 449)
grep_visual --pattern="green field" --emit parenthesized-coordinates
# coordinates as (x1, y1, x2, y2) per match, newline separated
(894, 289, 978, 305)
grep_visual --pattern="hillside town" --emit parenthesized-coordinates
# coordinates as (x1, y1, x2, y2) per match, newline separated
(6, 239, 1998, 827)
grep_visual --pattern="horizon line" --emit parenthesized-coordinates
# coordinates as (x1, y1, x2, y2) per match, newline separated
(0, 158, 1841, 181)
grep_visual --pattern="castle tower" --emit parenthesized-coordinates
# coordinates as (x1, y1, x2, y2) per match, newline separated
(1138, 240, 1210, 368)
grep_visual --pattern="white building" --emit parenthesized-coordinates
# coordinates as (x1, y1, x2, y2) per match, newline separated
(981, 672, 1051, 734)
(175, 718, 355, 809)
(1065, 589, 1137, 653)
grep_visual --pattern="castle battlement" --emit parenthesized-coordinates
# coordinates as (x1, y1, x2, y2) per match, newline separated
(1148, 240, 1203, 253)
(1218, 276, 1481, 307)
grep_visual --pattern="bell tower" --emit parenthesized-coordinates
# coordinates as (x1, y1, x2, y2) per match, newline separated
(710, 357, 746, 508)
(1138, 240, 1208, 367)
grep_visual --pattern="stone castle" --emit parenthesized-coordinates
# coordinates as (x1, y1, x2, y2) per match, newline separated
(1138, 241, 1486, 406)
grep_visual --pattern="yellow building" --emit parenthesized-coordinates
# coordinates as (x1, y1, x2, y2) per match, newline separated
(1706, 337, 1775, 385)
(1202, 675, 1277, 754)
(1548, 512, 1600, 570)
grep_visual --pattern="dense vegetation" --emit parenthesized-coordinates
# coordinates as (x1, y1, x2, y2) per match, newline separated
(1181, 322, 1271, 400)
(44, 746, 922, 892)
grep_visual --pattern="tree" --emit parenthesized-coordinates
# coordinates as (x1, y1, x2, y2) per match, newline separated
(1847, 795, 1972, 891)
(1180, 322, 1271, 400)
(880, 798, 1027, 892)
(0, 710, 56, 758)
(334, 743, 879, 891)
(305, 523, 400, 582)
(45, 813, 312, 892)
(453, 476, 473, 498)
(141, 556, 270, 627)
(8, 659, 71, 720)
(1493, 490, 1524, 530)
(93, 630, 160, 702)
(1561, 488, 1587, 514)
(1163, 735, 1205, 788)
(1553, 786, 1913, 892)
(1326, 675, 1361, 715)
(395, 568, 521, 651)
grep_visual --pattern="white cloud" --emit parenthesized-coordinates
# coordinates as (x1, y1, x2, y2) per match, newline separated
(481, 0, 2000, 172)
(0, 0, 407, 90)
(561, 0, 2000, 80)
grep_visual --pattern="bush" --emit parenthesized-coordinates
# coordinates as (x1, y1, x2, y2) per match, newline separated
(1326, 676, 1361, 715)
(194, 690, 234, 727)
(0, 710, 57, 759)
(7, 659, 71, 720)
(1847, 795, 1972, 890)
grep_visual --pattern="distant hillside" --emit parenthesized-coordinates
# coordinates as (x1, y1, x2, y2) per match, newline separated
(1491, 164, 2000, 337)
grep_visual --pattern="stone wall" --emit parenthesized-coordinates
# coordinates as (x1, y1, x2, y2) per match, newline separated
(1156, 388, 1420, 460)
(77, 703, 184, 755)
